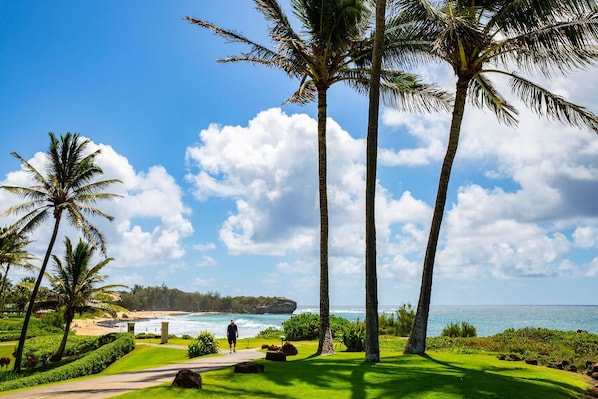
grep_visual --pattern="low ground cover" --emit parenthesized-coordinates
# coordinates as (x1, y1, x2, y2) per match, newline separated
(112, 342, 595, 399)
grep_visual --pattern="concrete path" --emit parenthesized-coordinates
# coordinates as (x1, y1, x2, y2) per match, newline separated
(0, 348, 264, 399)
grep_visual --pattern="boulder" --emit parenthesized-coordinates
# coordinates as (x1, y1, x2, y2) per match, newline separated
(252, 298, 297, 314)
(234, 361, 265, 373)
(172, 369, 202, 389)
(266, 351, 287, 361)
(525, 359, 538, 366)
(282, 342, 298, 356)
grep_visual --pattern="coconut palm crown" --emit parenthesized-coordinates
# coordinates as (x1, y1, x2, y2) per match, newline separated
(48, 237, 126, 361)
(402, 0, 598, 354)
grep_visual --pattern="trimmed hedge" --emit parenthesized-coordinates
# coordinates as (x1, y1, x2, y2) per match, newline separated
(0, 333, 135, 392)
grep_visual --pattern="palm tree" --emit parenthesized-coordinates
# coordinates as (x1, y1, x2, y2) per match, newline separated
(186, 0, 450, 356)
(0, 226, 36, 310)
(0, 132, 122, 372)
(403, 0, 598, 354)
(48, 237, 126, 361)
(364, 0, 387, 363)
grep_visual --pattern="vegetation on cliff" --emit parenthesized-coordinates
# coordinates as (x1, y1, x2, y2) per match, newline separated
(116, 284, 296, 314)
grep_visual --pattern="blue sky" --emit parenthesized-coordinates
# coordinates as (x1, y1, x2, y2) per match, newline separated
(1, 1, 597, 307)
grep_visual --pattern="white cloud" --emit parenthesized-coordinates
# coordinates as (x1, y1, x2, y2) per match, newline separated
(572, 226, 598, 248)
(0, 139, 194, 276)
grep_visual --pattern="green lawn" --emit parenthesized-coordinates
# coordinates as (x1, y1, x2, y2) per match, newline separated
(111, 343, 595, 399)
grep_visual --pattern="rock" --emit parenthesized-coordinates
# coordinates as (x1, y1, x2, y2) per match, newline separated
(266, 351, 287, 361)
(281, 342, 298, 356)
(252, 298, 297, 314)
(525, 359, 538, 365)
(268, 345, 281, 351)
(261, 344, 270, 349)
(172, 369, 202, 389)
(234, 361, 265, 373)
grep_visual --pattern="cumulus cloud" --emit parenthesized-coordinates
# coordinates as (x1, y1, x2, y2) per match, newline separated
(0, 138, 194, 280)
(380, 64, 598, 281)
(185, 108, 433, 289)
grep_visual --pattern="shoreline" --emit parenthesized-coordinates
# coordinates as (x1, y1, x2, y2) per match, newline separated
(72, 311, 192, 336)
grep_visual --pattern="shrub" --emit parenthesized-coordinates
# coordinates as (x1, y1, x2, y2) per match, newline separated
(188, 331, 219, 358)
(342, 321, 365, 352)
(379, 303, 415, 336)
(256, 326, 284, 339)
(441, 321, 477, 338)
(20, 334, 102, 369)
(282, 313, 352, 341)
(0, 333, 134, 392)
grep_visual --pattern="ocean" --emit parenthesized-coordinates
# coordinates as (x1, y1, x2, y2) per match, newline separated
(116, 305, 598, 339)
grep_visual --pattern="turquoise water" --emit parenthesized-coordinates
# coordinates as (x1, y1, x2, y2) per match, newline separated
(118, 305, 598, 338)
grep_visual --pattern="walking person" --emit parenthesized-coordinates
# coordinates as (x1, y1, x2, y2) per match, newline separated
(227, 319, 238, 353)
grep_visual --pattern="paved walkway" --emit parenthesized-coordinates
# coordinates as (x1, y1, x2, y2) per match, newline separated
(0, 348, 264, 399)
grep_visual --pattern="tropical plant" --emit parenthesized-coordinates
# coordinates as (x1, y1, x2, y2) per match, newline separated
(440, 321, 477, 338)
(188, 331, 219, 358)
(0, 226, 36, 309)
(47, 237, 126, 361)
(186, 0, 450, 356)
(403, 0, 598, 354)
(0, 132, 122, 372)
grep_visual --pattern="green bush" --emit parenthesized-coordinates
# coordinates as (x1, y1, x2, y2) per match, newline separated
(441, 321, 477, 338)
(188, 331, 219, 358)
(282, 313, 352, 341)
(0, 317, 62, 342)
(342, 321, 365, 352)
(256, 326, 284, 339)
(20, 334, 102, 369)
(0, 333, 134, 392)
(379, 303, 415, 336)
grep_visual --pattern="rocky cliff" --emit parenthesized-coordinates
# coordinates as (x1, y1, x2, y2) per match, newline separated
(251, 297, 297, 314)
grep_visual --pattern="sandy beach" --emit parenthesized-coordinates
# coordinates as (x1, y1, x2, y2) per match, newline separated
(71, 311, 190, 336)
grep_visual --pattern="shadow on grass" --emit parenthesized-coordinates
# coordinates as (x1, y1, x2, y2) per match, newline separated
(213, 351, 591, 399)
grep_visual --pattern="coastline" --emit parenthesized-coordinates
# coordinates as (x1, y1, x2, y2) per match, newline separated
(72, 311, 191, 336)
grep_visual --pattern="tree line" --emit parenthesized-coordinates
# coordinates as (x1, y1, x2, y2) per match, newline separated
(116, 284, 288, 313)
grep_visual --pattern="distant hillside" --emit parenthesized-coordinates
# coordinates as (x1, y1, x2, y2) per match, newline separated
(116, 284, 297, 314)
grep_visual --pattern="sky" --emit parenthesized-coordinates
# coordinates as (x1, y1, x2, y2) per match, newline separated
(1, 1, 597, 307)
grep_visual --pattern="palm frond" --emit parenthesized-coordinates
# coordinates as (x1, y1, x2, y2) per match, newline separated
(506, 71, 598, 132)
(469, 73, 519, 126)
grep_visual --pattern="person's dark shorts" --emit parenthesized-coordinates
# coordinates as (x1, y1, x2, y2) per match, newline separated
(228, 337, 236, 345)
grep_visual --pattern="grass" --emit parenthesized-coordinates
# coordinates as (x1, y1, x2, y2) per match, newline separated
(110, 342, 595, 399)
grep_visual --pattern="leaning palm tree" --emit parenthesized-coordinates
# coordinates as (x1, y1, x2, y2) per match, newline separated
(0, 132, 122, 372)
(48, 237, 126, 361)
(0, 226, 37, 310)
(186, 0, 450, 356)
(402, 0, 598, 354)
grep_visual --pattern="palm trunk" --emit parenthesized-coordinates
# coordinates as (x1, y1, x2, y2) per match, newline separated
(364, 0, 386, 363)
(316, 85, 334, 356)
(52, 309, 73, 362)
(0, 264, 10, 310)
(13, 216, 62, 372)
(404, 75, 470, 354)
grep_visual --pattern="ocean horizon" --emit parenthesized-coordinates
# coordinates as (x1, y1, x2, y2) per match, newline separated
(117, 304, 598, 339)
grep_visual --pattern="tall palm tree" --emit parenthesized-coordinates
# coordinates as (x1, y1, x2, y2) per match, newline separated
(0, 226, 36, 310)
(186, 0, 450, 356)
(403, 0, 598, 354)
(48, 237, 125, 361)
(364, 0, 387, 363)
(0, 132, 122, 372)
